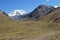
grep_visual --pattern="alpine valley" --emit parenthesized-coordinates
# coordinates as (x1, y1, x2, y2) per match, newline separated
(0, 5, 60, 40)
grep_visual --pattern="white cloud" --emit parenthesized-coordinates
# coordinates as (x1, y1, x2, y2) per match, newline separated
(46, 0, 49, 2)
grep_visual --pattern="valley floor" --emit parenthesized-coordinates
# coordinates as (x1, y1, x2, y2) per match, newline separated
(0, 21, 60, 40)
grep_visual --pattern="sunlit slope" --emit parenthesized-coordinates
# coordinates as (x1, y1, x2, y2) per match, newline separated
(0, 11, 16, 27)
(0, 11, 48, 40)
(42, 7, 60, 23)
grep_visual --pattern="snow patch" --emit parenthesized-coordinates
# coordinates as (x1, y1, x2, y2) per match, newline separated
(8, 10, 27, 17)
(54, 5, 60, 8)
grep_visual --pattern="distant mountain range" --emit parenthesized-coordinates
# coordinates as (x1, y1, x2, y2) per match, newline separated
(0, 5, 60, 21)
(7, 5, 55, 20)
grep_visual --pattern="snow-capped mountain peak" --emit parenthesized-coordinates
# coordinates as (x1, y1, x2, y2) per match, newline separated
(8, 10, 27, 17)
(54, 5, 60, 8)
(54, 6, 58, 8)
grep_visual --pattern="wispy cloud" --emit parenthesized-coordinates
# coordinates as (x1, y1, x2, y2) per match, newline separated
(46, 0, 49, 2)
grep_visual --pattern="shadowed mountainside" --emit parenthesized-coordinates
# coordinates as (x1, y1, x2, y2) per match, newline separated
(28, 5, 55, 20)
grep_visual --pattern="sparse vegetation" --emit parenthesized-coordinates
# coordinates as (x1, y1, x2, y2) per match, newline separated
(0, 7, 60, 40)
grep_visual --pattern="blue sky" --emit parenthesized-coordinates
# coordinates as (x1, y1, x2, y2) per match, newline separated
(0, 0, 60, 13)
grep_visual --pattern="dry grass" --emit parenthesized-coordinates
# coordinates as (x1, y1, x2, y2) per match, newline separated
(0, 8, 60, 40)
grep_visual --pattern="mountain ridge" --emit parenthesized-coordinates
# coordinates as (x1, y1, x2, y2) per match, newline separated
(0, 5, 60, 40)
(8, 5, 55, 20)
(28, 5, 55, 20)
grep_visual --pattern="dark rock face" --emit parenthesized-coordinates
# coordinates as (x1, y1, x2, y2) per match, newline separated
(11, 13, 29, 20)
(28, 5, 55, 20)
